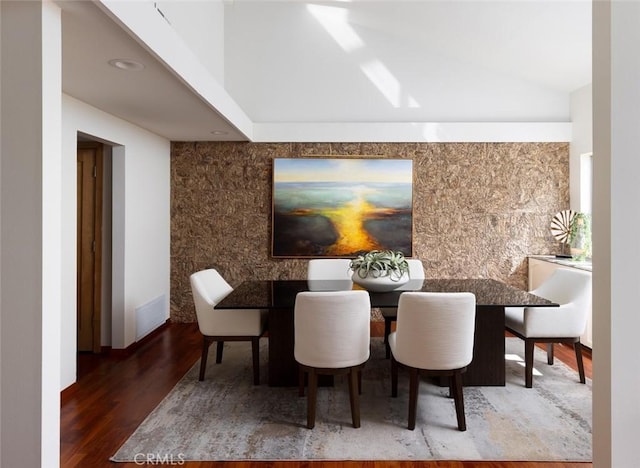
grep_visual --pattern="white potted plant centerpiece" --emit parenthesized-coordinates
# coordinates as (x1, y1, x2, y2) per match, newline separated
(349, 250, 410, 292)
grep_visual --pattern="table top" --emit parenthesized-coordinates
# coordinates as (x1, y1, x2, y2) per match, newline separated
(215, 278, 558, 310)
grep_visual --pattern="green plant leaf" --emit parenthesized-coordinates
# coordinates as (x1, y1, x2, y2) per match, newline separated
(349, 250, 409, 281)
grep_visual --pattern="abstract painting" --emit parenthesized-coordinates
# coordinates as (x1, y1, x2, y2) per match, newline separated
(272, 158, 413, 257)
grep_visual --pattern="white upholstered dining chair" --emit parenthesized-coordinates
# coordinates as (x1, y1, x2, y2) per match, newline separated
(190, 268, 268, 385)
(382, 258, 426, 358)
(307, 258, 353, 279)
(294, 290, 371, 429)
(505, 267, 591, 388)
(389, 291, 476, 431)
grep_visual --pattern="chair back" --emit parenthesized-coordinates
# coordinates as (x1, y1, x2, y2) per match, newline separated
(294, 290, 371, 368)
(190, 268, 234, 335)
(407, 259, 425, 279)
(397, 259, 425, 290)
(532, 267, 591, 311)
(393, 292, 476, 370)
(307, 259, 353, 280)
(528, 267, 592, 335)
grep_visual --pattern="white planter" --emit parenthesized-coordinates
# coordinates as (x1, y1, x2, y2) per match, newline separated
(351, 272, 409, 292)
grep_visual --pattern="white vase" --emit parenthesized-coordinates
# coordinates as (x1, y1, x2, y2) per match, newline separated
(351, 272, 409, 292)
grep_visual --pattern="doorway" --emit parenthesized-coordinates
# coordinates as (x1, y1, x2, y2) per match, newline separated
(77, 142, 103, 353)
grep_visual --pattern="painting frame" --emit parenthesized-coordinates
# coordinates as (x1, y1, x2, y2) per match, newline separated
(271, 157, 413, 258)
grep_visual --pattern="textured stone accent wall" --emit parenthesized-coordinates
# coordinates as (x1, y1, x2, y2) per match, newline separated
(171, 142, 569, 322)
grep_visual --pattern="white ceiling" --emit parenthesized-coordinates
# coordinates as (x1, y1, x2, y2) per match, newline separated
(60, 1, 247, 141)
(58, 0, 592, 141)
(225, 1, 591, 125)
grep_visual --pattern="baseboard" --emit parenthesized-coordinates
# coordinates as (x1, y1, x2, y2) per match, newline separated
(108, 319, 171, 358)
(61, 381, 77, 402)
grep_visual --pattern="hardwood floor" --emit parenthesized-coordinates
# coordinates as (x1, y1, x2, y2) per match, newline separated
(60, 322, 592, 468)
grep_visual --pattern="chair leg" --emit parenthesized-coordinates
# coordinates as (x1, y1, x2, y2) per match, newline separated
(307, 369, 318, 429)
(547, 343, 554, 365)
(391, 356, 399, 397)
(407, 367, 419, 430)
(348, 367, 361, 428)
(574, 341, 586, 384)
(251, 337, 260, 385)
(199, 337, 213, 381)
(384, 318, 392, 359)
(452, 371, 466, 431)
(215, 341, 224, 364)
(524, 339, 535, 388)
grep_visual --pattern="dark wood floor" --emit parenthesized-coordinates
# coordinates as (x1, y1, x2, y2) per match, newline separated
(60, 322, 592, 468)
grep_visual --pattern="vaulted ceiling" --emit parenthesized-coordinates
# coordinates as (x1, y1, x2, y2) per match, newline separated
(58, 1, 592, 141)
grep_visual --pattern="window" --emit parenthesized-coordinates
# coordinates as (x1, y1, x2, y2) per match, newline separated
(580, 152, 593, 214)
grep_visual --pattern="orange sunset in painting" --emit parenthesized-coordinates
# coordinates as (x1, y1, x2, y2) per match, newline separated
(272, 158, 413, 257)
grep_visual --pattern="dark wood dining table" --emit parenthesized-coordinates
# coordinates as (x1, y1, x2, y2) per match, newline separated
(215, 278, 558, 387)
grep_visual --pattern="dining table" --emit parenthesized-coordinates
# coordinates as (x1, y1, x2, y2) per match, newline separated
(214, 278, 558, 387)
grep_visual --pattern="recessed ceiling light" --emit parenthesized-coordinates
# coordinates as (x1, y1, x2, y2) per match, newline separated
(108, 59, 145, 71)
(210, 130, 228, 135)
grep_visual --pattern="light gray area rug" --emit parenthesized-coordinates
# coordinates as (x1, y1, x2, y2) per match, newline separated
(111, 337, 591, 462)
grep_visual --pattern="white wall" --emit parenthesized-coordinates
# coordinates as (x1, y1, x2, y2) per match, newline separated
(1, 2, 62, 465)
(593, 1, 640, 466)
(61, 94, 171, 390)
(570, 83, 593, 211)
(252, 121, 572, 143)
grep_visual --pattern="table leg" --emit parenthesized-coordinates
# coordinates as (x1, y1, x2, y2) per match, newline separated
(463, 305, 505, 386)
(267, 308, 298, 386)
